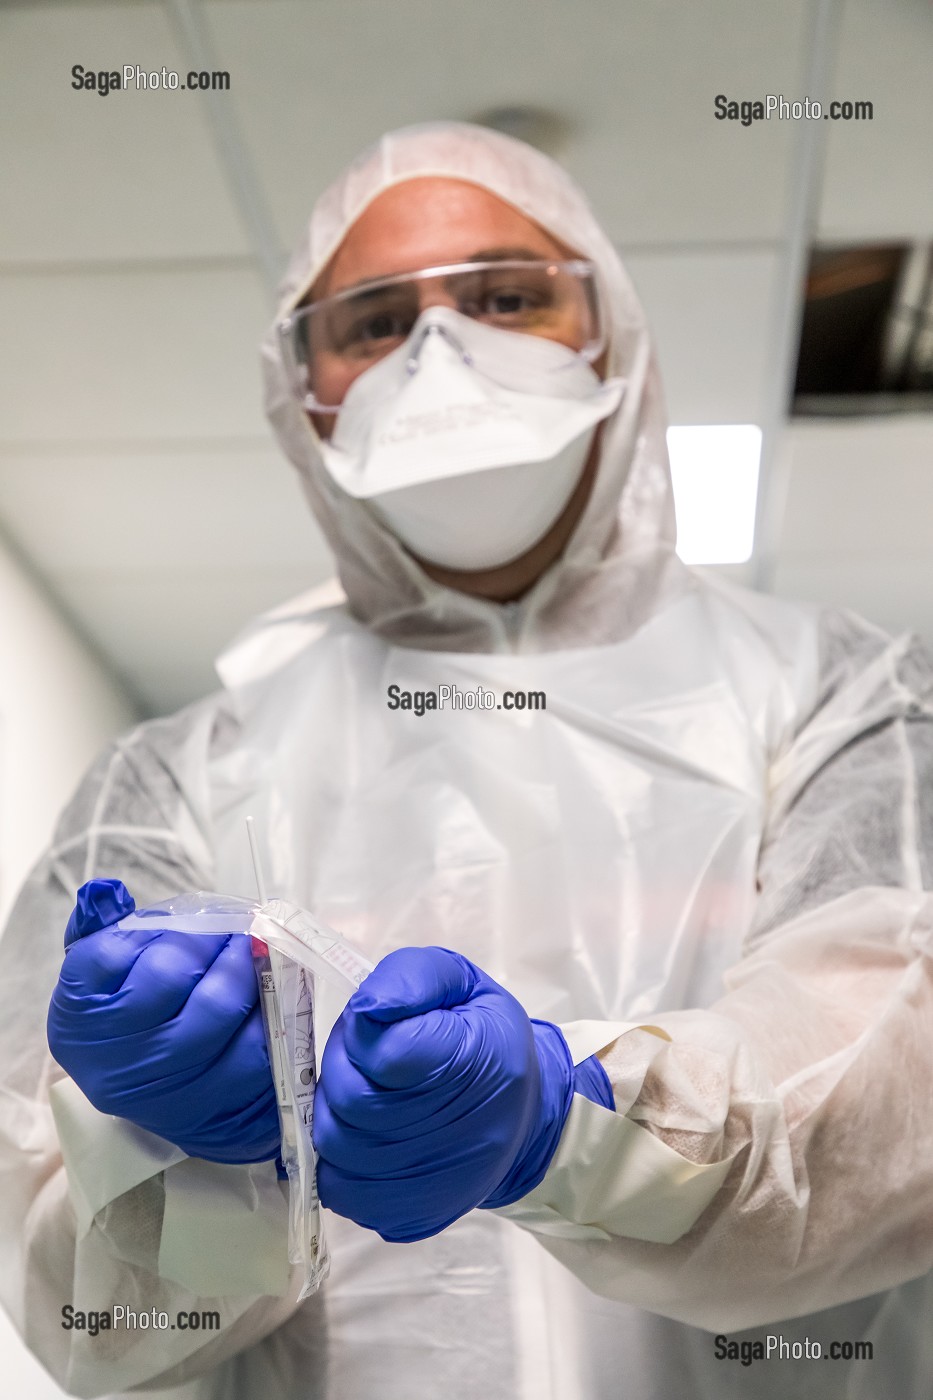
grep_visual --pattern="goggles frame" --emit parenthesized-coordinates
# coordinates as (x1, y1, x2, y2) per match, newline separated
(277, 257, 607, 413)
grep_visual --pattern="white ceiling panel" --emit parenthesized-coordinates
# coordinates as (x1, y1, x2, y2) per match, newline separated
(0, 3, 252, 262)
(204, 0, 806, 249)
(62, 564, 326, 712)
(776, 417, 933, 555)
(0, 445, 327, 572)
(773, 415, 933, 646)
(818, 0, 933, 241)
(623, 251, 778, 424)
(0, 267, 271, 442)
(773, 554, 933, 651)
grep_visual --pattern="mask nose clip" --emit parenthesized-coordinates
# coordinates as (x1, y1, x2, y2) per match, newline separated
(405, 313, 475, 378)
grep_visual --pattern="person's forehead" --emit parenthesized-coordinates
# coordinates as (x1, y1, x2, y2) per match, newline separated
(313, 176, 571, 299)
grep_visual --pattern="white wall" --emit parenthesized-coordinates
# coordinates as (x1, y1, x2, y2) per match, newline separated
(0, 535, 138, 921)
(0, 534, 137, 1400)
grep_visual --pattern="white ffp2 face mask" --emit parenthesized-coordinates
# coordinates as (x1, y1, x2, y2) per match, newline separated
(318, 308, 625, 571)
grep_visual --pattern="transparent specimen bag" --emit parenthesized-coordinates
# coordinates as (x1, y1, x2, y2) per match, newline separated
(113, 891, 374, 1301)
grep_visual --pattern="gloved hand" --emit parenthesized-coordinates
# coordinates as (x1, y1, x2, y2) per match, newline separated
(314, 946, 614, 1242)
(48, 877, 280, 1164)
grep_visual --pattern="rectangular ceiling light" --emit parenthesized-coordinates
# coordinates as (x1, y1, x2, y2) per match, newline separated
(666, 424, 762, 565)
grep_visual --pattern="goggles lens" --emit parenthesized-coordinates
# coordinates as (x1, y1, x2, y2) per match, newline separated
(277, 258, 605, 412)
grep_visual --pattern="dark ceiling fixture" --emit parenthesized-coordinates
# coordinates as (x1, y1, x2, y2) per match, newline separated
(469, 105, 574, 157)
(793, 242, 933, 415)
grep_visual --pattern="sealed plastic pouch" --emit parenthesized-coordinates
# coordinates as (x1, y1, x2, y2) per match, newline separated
(113, 892, 373, 1300)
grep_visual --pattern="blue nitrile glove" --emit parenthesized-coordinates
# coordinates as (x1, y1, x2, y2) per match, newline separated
(313, 946, 615, 1243)
(48, 878, 279, 1164)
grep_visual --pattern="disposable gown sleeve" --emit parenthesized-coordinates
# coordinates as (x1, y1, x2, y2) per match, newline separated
(494, 608, 933, 1332)
(0, 706, 307, 1398)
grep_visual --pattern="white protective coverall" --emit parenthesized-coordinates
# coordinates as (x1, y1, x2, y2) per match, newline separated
(1, 122, 933, 1400)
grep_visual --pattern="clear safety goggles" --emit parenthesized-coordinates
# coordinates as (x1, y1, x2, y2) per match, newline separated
(277, 258, 606, 412)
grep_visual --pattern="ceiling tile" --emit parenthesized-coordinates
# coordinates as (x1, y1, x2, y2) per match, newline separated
(204, 0, 806, 248)
(818, 0, 933, 241)
(0, 3, 252, 261)
(0, 267, 272, 441)
(773, 414, 933, 647)
(776, 417, 933, 556)
(0, 445, 327, 572)
(773, 553, 933, 652)
(623, 251, 778, 423)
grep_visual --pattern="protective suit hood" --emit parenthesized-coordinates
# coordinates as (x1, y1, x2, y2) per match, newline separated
(260, 121, 683, 653)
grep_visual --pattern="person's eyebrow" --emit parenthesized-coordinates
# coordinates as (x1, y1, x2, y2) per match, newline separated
(462, 246, 552, 262)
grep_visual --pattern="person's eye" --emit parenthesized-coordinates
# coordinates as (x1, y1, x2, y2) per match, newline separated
(343, 310, 412, 353)
(460, 283, 549, 324)
(360, 311, 410, 342)
(483, 289, 537, 316)
(323, 291, 417, 359)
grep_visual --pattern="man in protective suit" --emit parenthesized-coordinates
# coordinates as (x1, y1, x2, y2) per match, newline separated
(2, 122, 933, 1400)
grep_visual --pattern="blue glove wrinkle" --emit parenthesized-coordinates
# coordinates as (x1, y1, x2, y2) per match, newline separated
(315, 1033, 450, 1160)
(479, 1020, 575, 1210)
(573, 1053, 616, 1110)
(344, 1003, 470, 1090)
(65, 878, 136, 947)
(350, 948, 478, 1021)
(55, 931, 242, 1034)
(315, 1020, 448, 1132)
